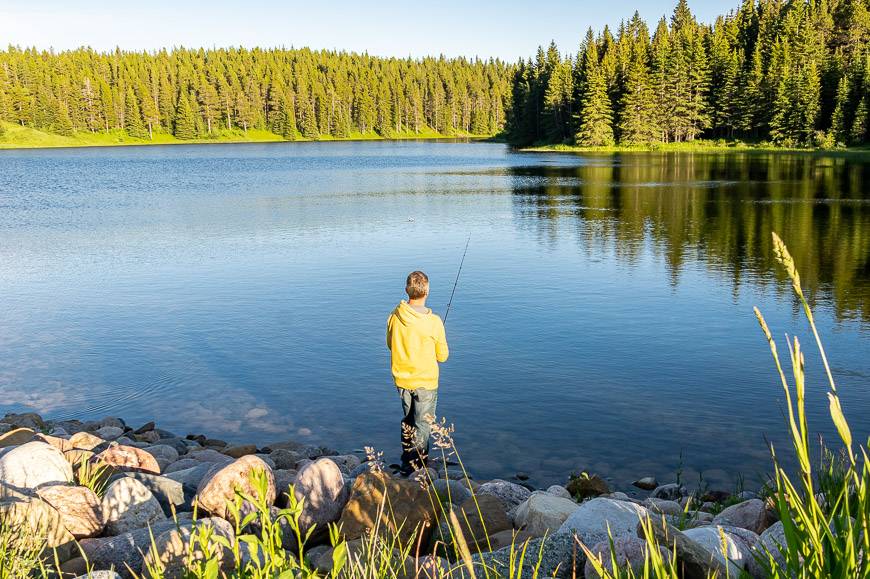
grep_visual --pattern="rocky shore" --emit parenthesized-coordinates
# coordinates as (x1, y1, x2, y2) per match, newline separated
(0, 411, 785, 578)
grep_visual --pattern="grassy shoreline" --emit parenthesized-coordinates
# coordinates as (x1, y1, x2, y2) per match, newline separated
(519, 140, 870, 155)
(0, 121, 492, 151)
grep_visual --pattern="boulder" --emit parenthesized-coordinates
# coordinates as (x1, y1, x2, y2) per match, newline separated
(639, 517, 738, 579)
(328, 454, 362, 474)
(97, 444, 161, 474)
(650, 483, 686, 501)
(69, 431, 106, 451)
(164, 458, 200, 473)
(0, 427, 35, 448)
(133, 421, 156, 434)
(274, 469, 298, 507)
(556, 497, 650, 546)
(164, 463, 214, 496)
(546, 484, 572, 499)
(0, 495, 76, 561)
(476, 479, 532, 511)
(94, 426, 124, 441)
(74, 573, 122, 579)
(141, 517, 235, 578)
(632, 477, 659, 491)
(484, 528, 536, 551)
(80, 519, 181, 578)
(144, 444, 180, 466)
(223, 444, 257, 458)
(585, 535, 670, 578)
(36, 484, 103, 538)
(270, 448, 305, 470)
(61, 557, 89, 576)
(0, 441, 73, 490)
(101, 476, 166, 535)
(683, 526, 754, 570)
(195, 455, 276, 521)
(110, 472, 187, 516)
(455, 494, 512, 547)
(644, 498, 683, 516)
(187, 448, 234, 464)
(470, 532, 583, 578)
(748, 520, 787, 574)
(1, 412, 45, 430)
(431, 478, 472, 506)
(711, 499, 774, 534)
(293, 458, 349, 532)
(514, 491, 579, 536)
(339, 471, 438, 545)
(566, 474, 610, 500)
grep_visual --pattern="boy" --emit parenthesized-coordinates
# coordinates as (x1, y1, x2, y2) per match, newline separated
(386, 271, 449, 474)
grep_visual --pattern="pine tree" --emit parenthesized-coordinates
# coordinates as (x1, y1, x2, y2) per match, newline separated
(124, 87, 147, 138)
(851, 94, 868, 143)
(174, 91, 198, 139)
(543, 58, 574, 142)
(831, 74, 851, 144)
(619, 50, 658, 144)
(575, 31, 615, 146)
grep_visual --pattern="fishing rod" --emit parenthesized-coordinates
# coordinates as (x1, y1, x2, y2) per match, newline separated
(444, 234, 471, 324)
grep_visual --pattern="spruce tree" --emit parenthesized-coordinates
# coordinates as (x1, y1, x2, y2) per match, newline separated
(851, 94, 868, 143)
(124, 87, 147, 138)
(174, 91, 198, 139)
(575, 31, 615, 146)
(831, 74, 851, 144)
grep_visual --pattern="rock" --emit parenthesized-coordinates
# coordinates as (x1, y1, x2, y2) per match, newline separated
(254, 454, 276, 469)
(566, 474, 610, 500)
(74, 572, 122, 579)
(585, 535, 669, 578)
(101, 476, 166, 535)
(164, 458, 200, 473)
(644, 498, 683, 516)
(223, 444, 257, 458)
(195, 455, 276, 521)
(632, 477, 659, 491)
(187, 448, 235, 464)
(410, 467, 438, 484)
(81, 519, 181, 578)
(339, 471, 438, 545)
(153, 437, 189, 456)
(36, 484, 103, 538)
(546, 484, 572, 499)
(95, 426, 124, 441)
(556, 497, 649, 546)
(683, 526, 754, 570)
(144, 444, 179, 465)
(110, 472, 187, 516)
(737, 490, 759, 501)
(1, 412, 45, 430)
(133, 421, 156, 435)
(514, 491, 579, 537)
(0, 441, 73, 490)
(650, 483, 686, 501)
(69, 431, 106, 451)
(748, 520, 787, 573)
(711, 499, 774, 534)
(0, 423, 10, 435)
(141, 517, 235, 578)
(97, 444, 161, 474)
(607, 491, 631, 501)
(0, 495, 76, 561)
(204, 438, 228, 448)
(431, 478, 472, 506)
(639, 517, 737, 579)
(270, 448, 305, 470)
(0, 427, 35, 448)
(477, 479, 532, 511)
(455, 494, 512, 547)
(34, 433, 73, 453)
(329, 454, 363, 474)
(274, 469, 298, 507)
(701, 489, 732, 503)
(61, 557, 89, 576)
(164, 463, 214, 497)
(293, 458, 349, 533)
(470, 533, 583, 578)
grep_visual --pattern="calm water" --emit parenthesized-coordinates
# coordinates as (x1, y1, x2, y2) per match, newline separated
(1, 141, 869, 489)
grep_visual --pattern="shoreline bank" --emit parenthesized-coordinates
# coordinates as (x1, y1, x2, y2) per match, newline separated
(518, 140, 870, 155)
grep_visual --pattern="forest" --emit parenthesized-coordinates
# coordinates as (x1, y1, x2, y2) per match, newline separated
(507, 0, 870, 148)
(2, 0, 870, 148)
(0, 47, 512, 142)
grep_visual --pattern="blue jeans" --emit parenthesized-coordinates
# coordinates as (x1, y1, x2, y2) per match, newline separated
(398, 387, 438, 472)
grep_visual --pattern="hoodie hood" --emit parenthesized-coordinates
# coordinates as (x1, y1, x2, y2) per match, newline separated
(392, 300, 431, 326)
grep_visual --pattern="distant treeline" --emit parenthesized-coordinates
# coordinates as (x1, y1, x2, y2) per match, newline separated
(0, 47, 512, 139)
(507, 0, 870, 148)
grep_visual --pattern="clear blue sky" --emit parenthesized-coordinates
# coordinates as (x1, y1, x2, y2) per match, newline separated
(0, 0, 738, 61)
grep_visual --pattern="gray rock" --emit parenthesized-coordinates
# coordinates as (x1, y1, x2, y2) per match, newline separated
(144, 444, 179, 466)
(328, 454, 362, 474)
(110, 472, 187, 516)
(712, 499, 773, 534)
(633, 477, 659, 491)
(584, 535, 669, 578)
(153, 437, 189, 456)
(0, 441, 73, 490)
(274, 469, 298, 507)
(36, 484, 104, 538)
(747, 520, 787, 575)
(348, 461, 379, 479)
(682, 526, 750, 572)
(546, 485, 572, 499)
(294, 458, 349, 532)
(650, 483, 686, 501)
(270, 448, 305, 470)
(1, 412, 46, 430)
(556, 497, 649, 546)
(164, 463, 214, 497)
(470, 532, 583, 578)
(514, 491, 579, 537)
(641, 518, 736, 579)
(254, 454, 276, 469)
(141, 517, 235, 578)
(644, 498, 683, 516)
(101, 477, 166, 535)
(477, 479, 532, 511)
(187, 448, 235, 464)
(431, 478, 472, 506)
(80, 519, 181, 578)
(73, 573, 122, 579)
(164, 458, 200, 473)
(95, 426, 124, 441)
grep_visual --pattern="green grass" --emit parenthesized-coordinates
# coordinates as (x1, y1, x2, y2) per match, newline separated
(0, 121, 490, 150)
(521, 139, 870, 154)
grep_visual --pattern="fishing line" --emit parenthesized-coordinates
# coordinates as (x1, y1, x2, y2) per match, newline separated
(444, 234, 471, 324)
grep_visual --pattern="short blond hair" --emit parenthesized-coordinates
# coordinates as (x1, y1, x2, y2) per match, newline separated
(405, 271, 429, 299)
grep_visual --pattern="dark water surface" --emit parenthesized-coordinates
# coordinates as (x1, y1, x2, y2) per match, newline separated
(1, 141, 869, 489)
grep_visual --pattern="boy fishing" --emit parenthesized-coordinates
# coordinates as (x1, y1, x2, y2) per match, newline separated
(386, 271, 449, 475)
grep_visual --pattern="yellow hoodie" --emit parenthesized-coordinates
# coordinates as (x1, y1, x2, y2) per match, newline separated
(387, 300, 449, 390)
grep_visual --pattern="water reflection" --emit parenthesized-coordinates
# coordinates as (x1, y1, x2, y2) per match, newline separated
(509, 153, 870, 323)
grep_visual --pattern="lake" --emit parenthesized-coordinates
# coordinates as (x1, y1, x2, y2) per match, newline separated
(1, 140, 868, 490)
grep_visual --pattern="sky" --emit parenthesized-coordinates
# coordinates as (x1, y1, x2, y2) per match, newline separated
(0, 0, 739, 61)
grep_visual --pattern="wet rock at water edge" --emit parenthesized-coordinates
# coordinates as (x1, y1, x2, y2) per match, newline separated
(650, 483, 686, 501)
(632, 476, 658, 491)
(1, 412, 46, 431)
(566, 473, 610, 500)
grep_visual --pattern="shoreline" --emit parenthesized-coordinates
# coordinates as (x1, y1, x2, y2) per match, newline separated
(517, 141, 870, 155)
